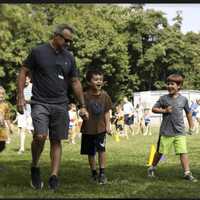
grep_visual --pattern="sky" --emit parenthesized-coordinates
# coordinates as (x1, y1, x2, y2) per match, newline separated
(120, 4, 200, 34)
(144, 4, 200, 34)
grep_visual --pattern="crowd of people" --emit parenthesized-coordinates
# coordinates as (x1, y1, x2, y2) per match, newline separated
(111, 98, 152, 138)
(0, 24, 199, 191)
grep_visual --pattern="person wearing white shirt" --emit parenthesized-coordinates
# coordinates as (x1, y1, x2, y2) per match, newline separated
(17, 76, 33, 154)
(194, 99, 200, 134)
(122, 97, 134, 136)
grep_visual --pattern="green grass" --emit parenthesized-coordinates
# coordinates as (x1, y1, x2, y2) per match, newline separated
(1, 127, 200, 198)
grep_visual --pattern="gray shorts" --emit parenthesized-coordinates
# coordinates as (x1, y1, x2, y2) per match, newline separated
(31, 103, 69, 140)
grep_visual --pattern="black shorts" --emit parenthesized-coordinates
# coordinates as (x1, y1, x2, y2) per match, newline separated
(116, 124, 123, 131)
(31, 103, 69, 140)
(80, 132, 106, 156)
(124, 114, 134, 125)
(145, 122, 150, 126)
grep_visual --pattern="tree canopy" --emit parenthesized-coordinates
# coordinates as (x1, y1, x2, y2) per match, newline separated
(0, 4, 200, 107)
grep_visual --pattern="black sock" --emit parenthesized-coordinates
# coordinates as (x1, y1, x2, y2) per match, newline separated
(92, 169, 97, 176)
(99, 168, 105, 175)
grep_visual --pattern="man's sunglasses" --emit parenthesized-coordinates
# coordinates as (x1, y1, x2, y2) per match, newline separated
(58, 34, 73, 44)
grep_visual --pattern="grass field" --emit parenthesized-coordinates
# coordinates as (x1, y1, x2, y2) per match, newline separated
(1, 127, 200, 199)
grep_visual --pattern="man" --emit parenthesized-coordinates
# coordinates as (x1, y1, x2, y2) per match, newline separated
(17, 24, 88, 190)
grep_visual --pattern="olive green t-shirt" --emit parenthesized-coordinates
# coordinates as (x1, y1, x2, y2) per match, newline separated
(81, 90, 112, 135)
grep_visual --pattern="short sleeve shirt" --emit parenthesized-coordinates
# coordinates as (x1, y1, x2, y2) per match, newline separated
(123, 102, 134, 115)
(153, 94, 190, 136)
(23, 43, 79, 104)
(24, 83, 32, 101)
(69, 110, 78, 128)
(81, 90, 112, 135)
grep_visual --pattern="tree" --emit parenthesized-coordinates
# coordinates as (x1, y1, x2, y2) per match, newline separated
(1, 4, 200, 107)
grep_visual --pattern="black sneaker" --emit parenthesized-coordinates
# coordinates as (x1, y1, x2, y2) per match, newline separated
(184, 172, 198, 182)
(30, 167, 43, 189)
(48, 175, 59, 191)
(91, 173, 98, 182)
(98, 174, 107, 185)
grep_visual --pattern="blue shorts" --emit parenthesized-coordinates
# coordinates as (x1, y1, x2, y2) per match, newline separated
(192, 111, 197, 117)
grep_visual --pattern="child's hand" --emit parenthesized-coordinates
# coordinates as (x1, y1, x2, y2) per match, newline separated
(106, 125, 112, 136)
(107, 132, 112, 136)
(165, 106, 172, 113)
(188, 127, 195, 135)
(79, 108, 89, 120)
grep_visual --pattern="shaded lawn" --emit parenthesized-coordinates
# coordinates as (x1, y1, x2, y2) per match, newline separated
(0, 128, 200, 198)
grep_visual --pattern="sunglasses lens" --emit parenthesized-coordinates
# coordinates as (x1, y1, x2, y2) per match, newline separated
(65, 39, 70, 43)
(59, 34, 71, 43)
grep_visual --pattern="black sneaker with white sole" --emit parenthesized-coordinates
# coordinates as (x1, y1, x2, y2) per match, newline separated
(91, 173, 98, 182)
(98, 174, 107, 185)
(184, 172, 198, 182)
(30, 167, 43, 189)
(147, 167, 156, 178)
(48, 175, 59, 191)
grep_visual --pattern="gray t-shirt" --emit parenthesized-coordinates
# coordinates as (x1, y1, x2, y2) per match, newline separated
(153, 94, 190, 136)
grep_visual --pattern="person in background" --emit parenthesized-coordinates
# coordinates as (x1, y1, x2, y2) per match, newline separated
(68, 103, 78, 144)
(0, 86, 13, 152)
(76, 108, 83, 139)
(135, 103, 144, 135)
(122, 97, 134, 136)
(16, 76, 33, 154)
(190, 99, 199, 134)
(194, 99, 200, 134)
(143, 108, 152, 136)
(114, 104, 125, 136)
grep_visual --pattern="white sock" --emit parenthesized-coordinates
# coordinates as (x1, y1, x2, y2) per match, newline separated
(149, 165, 156, 170)
(19, 129, 25, 151)
(184, 170, 191, 175)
